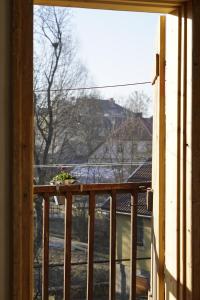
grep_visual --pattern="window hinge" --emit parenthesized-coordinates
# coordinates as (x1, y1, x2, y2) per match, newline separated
(152, 53, 159, 85)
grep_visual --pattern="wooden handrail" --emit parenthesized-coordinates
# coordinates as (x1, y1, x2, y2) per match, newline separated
(34, 181, 151, 195)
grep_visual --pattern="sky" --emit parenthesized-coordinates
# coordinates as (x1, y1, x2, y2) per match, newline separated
(71, 8, 160, 104)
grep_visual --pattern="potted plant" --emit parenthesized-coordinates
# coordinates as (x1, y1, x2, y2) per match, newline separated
(50, 170, 76, 205)
(51, 170, 76, 185)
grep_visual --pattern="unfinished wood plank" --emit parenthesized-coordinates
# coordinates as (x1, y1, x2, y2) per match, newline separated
(87, 191, 95, 300)
(42, 195, 49, 300)
(151, 15, 166, 300)
(130, 191, 138, 300)
(192, 1, 200, 299)
(109, 190, 116, 300)
(158, 16, 166, 300)
(11, 0, 33, 299)
(176, 8, 182, 299)
(34, 0, 185, 14)
(179, 5, 187, 299)
(64, 192, 72, 300)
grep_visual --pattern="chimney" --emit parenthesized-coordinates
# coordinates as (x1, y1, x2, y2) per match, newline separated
(134, 112, 143, 118)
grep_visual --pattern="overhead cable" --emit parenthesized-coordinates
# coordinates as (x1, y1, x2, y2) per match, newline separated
(34, 81, 151, 93)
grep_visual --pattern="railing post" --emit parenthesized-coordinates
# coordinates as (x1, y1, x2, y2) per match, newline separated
(109, 190, 116, 300)
(87, 191, 95, 300)
(42, 194, 49, 300)
(64, 192, 72, 300)
(130, 191, 138, 300)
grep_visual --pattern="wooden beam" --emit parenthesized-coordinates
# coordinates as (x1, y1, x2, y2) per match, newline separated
(176, 7, 182, 299)
(180, 5, 187, 299)
(11, 0, 33, 299)
(158, 15, 166, 300)
(34, 0, 187, 14)
(192, 0, 200, 299)
(151, 15, 166, 300)
(34, 182, 151, 195)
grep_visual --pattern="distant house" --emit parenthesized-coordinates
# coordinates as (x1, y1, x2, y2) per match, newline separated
(88, 114, 152, 182)
(101, 159, 152, 298)
(52, 97, 135, 164)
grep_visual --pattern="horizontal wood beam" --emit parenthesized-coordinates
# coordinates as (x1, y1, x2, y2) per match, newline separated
(34, 0, 188, 14)
(34, 182, 151, 195)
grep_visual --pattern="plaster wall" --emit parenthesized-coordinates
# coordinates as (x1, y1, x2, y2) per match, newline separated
(0, 0, 11, 298)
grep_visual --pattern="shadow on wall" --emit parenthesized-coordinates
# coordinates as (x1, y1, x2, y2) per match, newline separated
(152, 229, 192, 300)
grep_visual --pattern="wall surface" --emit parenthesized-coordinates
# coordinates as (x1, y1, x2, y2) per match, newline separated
(0, 0, 10, 299)
(152, 6, 192, 300)
(164, 8, 192, 300)
(165, 13, 179, 300)
(116, 215, 151, 271)
(116, 214, 151, 297)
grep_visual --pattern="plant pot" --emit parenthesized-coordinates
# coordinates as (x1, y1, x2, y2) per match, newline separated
(50, 179, 75, 205)
(63, 179, 75, 184)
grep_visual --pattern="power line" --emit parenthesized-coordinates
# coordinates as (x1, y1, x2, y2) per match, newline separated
(34, 81, 152, 93)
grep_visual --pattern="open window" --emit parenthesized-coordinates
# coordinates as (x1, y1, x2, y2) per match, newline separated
(11, 1, 197, 300)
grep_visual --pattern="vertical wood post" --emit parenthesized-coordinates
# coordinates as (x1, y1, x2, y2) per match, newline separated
(130, 191, 138, 300)
(64, 192, 72, 300)
(192, 1, 200, 299)
(158, 16, 166, 300)
(109, 190, 116, 300)
(42, 195, 49, 300)
(87, 191, 95, 300)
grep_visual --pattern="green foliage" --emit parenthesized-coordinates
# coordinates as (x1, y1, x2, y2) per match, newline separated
(52, 170, 75, 182)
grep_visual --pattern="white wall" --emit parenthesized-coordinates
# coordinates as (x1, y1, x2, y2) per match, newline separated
(0, 0, 10, 298)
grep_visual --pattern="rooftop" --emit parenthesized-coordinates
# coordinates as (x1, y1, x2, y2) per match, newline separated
(101, 158, 152, 216)
(101, 192, 151, 217)
(128, 157, 152, 182)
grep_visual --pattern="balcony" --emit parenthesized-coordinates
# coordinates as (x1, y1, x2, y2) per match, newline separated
(34, 181, 151, 300)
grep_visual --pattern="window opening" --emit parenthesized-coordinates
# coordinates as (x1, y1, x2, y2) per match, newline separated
(33, 6, 158, 299)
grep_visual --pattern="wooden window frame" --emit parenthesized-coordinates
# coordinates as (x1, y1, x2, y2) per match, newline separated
(11, 1, 200, 300)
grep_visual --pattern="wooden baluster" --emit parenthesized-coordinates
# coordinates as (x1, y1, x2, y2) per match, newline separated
(130, 191, 138, 300)
(87, 191, 95, 300)
(64, 192, 72, 300)
(42, 194, 49, 300)
(109, 190, 116, 300)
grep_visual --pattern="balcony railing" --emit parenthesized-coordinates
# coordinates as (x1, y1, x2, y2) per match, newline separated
(34, 182, 151, 300)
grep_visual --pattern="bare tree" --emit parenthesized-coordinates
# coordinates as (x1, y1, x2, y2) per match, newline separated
(126, 90, 151, 116)
(34, 6, 89, 181)
(33, 6, 89, 262)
